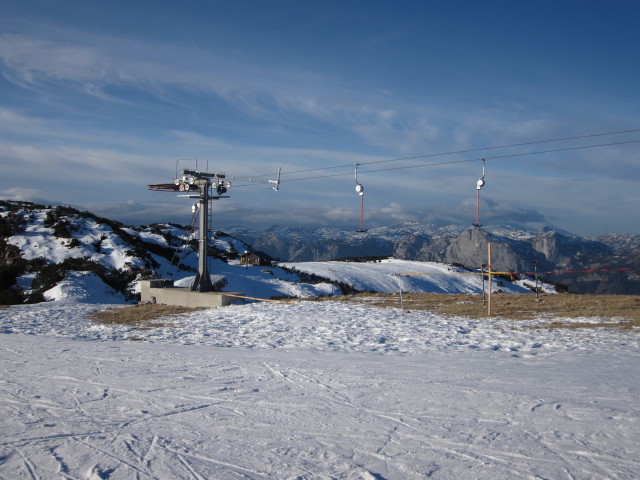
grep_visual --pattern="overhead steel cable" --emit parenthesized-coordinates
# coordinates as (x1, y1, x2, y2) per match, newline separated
(231, 128, 640, 182)
(232, 138, 640, 187)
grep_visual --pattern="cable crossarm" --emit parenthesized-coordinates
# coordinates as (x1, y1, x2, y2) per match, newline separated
(230, 128, 640, 183)
(231, 138, 640, 187)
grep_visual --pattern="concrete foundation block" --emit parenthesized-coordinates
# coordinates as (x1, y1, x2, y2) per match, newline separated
(140, 280, 244, 308)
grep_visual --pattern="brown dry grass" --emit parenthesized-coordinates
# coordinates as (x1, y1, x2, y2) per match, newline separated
(311, 293, 640, 330)
(90, 304, 206, 329)
(87, 294, 640, 333)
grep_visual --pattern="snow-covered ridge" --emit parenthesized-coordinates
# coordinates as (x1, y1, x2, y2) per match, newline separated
(2, 201, 552, 304)
(3, 201, 637, 303)
(1, 201, 260, 303)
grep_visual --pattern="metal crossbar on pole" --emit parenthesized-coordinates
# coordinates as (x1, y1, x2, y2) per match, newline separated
(393, 266, 635, 277)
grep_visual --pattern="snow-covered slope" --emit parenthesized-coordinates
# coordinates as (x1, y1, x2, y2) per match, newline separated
(173, 259, 341, 298)
(43, 271, 129, 303)
(282, 258, 538, 294)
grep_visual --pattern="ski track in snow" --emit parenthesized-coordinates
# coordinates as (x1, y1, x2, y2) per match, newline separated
(1, 299, 639, 479)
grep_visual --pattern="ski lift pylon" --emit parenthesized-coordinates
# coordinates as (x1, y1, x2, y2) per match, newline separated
(354, 163, 367, 232)
(473, 158, 486, 227)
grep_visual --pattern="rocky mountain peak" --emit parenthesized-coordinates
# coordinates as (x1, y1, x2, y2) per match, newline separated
(233, 223, 640, 294)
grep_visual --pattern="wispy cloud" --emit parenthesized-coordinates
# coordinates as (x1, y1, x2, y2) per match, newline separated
(0, 34, 105, 83)
(0, 140, 161, 187)
(0, 31, 489, 154)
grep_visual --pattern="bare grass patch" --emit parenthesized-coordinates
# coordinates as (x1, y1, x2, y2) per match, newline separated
(314, 293, 640, 330)
(90, 303, 206, 329)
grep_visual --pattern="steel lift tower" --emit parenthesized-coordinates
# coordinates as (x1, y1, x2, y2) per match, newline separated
(149, 167, 230, 293)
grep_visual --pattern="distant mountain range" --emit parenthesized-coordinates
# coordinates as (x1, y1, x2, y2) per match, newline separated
(230, 223, 640, 294)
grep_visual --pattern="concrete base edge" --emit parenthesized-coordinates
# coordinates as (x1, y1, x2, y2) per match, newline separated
(140, 280, 244, 308)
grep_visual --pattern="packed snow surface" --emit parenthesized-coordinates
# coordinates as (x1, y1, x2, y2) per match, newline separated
(2, 295, 639, 479)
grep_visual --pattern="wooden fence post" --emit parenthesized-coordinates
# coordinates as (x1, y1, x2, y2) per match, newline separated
(488, 242, 492, 317)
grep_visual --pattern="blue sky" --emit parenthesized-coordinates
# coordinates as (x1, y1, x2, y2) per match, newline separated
(1, 0, 639, 236)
